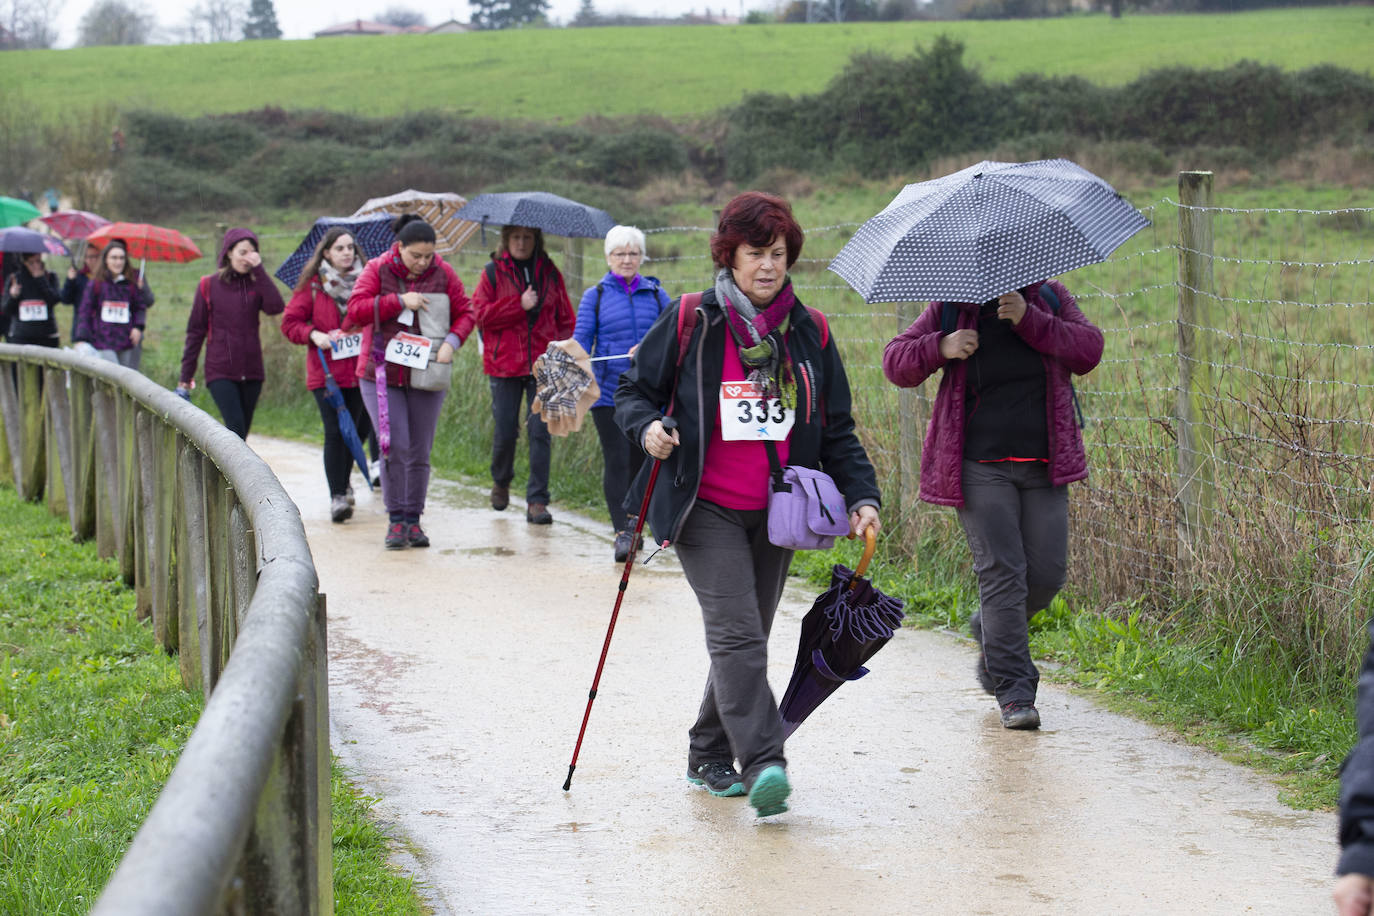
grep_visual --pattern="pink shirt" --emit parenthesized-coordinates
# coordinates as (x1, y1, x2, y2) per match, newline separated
(697, 334, 790, 510)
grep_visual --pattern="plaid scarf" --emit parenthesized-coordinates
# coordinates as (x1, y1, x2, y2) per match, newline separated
(318, 260, 361, 312)
(713, 267, 796, 401)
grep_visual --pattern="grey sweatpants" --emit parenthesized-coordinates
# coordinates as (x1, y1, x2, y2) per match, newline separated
(674, 500, 793, 788)
(957, 460, 1068, 707)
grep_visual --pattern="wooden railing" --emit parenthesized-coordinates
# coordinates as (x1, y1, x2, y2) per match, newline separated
(0, 344, 330, 915)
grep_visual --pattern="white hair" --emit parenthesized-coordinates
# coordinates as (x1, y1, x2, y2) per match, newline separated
(603, 225, 647, 259)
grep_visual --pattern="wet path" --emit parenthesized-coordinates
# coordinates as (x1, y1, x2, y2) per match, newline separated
(253, 437, 1337, 915)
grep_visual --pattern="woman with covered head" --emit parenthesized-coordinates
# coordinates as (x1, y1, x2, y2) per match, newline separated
(615, 191, 881, 818)
(282, 227, 376, 523)
(2, 251, 60, 347)
(572, 224, 671, 561)
(347, 213, 475, 550)
(882, 274, 1102, 731)
(472, 223, 575, 525)
(178, 227, 286, 438)
(73, 241, 146, 367)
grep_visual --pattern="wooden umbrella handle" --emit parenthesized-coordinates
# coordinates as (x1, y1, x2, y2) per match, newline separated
(848, 527, 877, 582)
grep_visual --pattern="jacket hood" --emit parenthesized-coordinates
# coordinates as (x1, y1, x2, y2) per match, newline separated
(218, 227, 259, 267)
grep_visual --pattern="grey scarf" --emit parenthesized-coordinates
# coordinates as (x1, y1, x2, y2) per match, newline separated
(318, 260, 362, 314)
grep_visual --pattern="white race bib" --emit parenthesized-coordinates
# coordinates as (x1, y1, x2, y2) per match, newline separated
(384, 331, 431, 369)
(101, 301, 130, 324)
(720, 381, 794, 442)
(18, 300, 47, 322)
(330, 333, 362, 360)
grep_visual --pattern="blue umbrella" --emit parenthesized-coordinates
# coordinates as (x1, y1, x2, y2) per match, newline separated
(0, 227, 70, 256)
(315, 349, 373, 489)
(453, 191, 615, 239)
(275, 216, 396, 289)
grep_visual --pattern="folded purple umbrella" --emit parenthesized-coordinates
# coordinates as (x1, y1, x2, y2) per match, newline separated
(778, 531, 905, 739)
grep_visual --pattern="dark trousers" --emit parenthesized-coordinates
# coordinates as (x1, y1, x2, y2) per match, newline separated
(673, 501, 793, 788)
(957, 460, 1068, 706)
(591, 405, 644, 532)
(311, 386, 372, 497)
(489, 375, 550, 504)
(207, 378, 263, 441)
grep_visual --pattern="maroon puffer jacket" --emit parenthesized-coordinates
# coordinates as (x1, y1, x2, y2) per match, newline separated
(881, 280, 1103, 507)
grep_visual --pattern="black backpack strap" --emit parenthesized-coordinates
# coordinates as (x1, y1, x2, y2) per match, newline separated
(484, 261, 497, 292)
(940, 301, 958, 335)
(1038, 281, 1060, 312)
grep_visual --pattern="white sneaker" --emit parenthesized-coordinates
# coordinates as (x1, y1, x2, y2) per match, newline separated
(330, 494, 353, 523)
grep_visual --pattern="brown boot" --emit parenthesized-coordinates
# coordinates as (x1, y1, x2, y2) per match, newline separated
(526, 502, 552, 525)
(490, 483, 509, 511)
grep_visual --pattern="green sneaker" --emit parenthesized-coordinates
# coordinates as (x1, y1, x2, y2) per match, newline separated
(686, 762, 745, 797)
(748, 765, 790, 817)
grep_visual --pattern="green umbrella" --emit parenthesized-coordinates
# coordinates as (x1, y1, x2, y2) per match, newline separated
(0, 196, 42, 228)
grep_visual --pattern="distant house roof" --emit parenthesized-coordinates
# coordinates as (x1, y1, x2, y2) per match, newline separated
(314, 19, 431, 37)
(426, 19, 471, 34)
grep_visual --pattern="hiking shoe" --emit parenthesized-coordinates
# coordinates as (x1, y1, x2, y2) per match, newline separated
(1000, 702, 1041, 730)
(384, 521, 407, 550)
(526, 502, 552, 525)
(613, 530, 634, 563)
(748, 766, 790, 817)
(345, 486, 355, 507)
(686, 762, 745, 797)
(330, 494, 353, 523)
(406, 522, 430, 548)
(490, 483, 509, 511)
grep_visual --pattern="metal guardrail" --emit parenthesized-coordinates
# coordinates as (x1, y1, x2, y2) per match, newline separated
(0, 344, 330, 915)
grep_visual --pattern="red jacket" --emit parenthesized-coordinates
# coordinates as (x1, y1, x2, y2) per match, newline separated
(472, 252, 574, 378)
(281, 278, 363, 390)
(345, 245, 475, 388)
(881, 280, 1103, 507)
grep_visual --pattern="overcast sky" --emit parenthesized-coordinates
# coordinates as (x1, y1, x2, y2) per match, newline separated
(52, 0, 753, 47)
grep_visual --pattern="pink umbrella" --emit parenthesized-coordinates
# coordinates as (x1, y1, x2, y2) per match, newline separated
(38, 209, 112, 240)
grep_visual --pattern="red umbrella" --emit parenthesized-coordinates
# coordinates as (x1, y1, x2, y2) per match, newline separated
(38, 209, 111, 240)
(87, 222, 202, 262)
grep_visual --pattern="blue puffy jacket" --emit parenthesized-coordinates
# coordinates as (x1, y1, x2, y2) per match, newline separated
(572, 271, 670, 410)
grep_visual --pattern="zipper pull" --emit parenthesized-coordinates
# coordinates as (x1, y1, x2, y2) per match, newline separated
(642, 540, 670, 565)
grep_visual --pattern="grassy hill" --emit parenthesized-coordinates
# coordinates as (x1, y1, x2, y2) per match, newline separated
(3, 7, 1371, 121)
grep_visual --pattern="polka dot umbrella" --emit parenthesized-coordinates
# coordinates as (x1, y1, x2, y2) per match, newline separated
(828, 158, 1149, 305)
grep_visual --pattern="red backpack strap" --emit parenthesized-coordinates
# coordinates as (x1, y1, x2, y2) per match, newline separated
(805, 306, 829, 349)
(675, 292, 703, 367)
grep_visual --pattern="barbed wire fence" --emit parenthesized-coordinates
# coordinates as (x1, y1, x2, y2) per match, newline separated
(130, 176, 1374, 655)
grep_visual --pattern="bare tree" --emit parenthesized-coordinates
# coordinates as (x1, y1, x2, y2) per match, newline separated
(376, 5, 426, 27)
(78, 0, 154, 46)
(1, 0, 63, 49)
(184, 0, 246, 43)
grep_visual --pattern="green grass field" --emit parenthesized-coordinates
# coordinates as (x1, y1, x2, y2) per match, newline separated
(3, 7, 1371, 121)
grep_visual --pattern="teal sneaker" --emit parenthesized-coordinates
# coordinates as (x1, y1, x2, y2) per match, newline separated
(748, 765, 790, 817)
(687, 762, 745, 797)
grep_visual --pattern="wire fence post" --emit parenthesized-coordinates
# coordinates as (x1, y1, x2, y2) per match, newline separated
(1175, 171, 1216, 583)
(895, 301, 924, 535)
(563, 236, 584, 300)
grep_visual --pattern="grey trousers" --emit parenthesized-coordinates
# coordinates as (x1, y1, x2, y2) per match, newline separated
(359, 380, 447, 520)
(957, 460, 1068, 707)
(674, 500, 792, 787)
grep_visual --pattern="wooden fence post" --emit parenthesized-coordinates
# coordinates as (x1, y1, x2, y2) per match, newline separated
(895, 301, 925, 538)
(177, 440, 211, 697)
(1176, 171, 1217, 577)
(44, 367, 78, 529)
(18, 362, 45, 501)
(0, 361, 16, 487)
(70, 374, 96, 542)
(562, 236, 585, 301)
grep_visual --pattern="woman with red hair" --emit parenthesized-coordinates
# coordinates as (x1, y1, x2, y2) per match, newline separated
(615, 192, 881, 818)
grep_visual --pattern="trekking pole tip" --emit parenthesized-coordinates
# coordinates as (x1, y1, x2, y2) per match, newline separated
(562, 765, 575, 792)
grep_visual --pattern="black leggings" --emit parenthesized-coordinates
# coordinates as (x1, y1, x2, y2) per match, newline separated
(591, 404, 645, 532)
(207, 379, 263, 440)
(312, 386, 373, 497)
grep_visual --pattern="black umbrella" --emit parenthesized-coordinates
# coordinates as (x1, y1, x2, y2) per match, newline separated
(453, 191, 615, 239)
(778, 530, 905, 739)
(829, 158, 1149, 304)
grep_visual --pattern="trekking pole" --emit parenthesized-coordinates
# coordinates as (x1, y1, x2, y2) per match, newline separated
(563, 417, 676, 792)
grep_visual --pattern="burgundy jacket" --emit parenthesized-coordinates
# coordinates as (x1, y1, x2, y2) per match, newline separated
(472, 251, 574, 378)
(281, 279, 362, 390)
(881, 280, 1103, 507)
(179, 228, 286, 385)
(345, 245, 475, 388)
